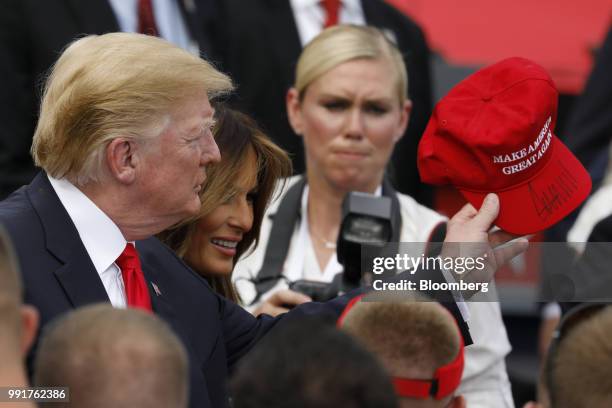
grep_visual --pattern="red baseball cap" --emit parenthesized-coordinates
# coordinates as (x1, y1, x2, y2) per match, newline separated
(418, 57, 591, 235)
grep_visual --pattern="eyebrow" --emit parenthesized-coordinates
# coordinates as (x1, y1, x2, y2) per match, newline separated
(318, 93, 394, 103)
(186, 118, 216, 135)
(203, 118, 217, 129)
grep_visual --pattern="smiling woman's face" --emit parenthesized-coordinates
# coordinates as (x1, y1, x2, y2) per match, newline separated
(184, 147, 258, 277)
(287, 57, 410, 193)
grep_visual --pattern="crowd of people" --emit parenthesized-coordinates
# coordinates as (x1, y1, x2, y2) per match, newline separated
(1, 1, 611, 408)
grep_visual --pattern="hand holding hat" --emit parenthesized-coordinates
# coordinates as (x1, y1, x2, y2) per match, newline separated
(442, 193, 529, 290)
(418, 57, 591, 235)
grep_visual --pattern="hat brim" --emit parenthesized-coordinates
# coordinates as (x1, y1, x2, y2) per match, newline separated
(459, 135, 592, 235)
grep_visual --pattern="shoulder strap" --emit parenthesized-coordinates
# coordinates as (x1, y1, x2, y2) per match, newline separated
(425, 221, 447, 257)
(253, 177, 307, 298)
(382, 177, 402, 242)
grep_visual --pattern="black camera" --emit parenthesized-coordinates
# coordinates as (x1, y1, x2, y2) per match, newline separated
(289, 276, 341, 302)
(290, 192, 393, 301)
(337, 191, 393, 286)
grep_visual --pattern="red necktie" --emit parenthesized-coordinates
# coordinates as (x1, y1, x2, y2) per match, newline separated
(138, 0, 159, 36)
(321, 0, 341, 28)
(116, 243, 152, 312)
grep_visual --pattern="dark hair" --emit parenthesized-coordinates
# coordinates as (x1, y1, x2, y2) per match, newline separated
(231, 317, 398, 408)
(158, 105, 292, 302)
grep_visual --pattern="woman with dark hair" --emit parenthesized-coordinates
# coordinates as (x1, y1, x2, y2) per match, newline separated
(159, 105, 292, 302)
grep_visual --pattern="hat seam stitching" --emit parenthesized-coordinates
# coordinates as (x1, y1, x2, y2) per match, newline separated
(480, 77, 556, 100)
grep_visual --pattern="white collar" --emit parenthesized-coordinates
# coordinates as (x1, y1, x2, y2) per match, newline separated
(290, 0, 361, 14)
(48, 176, 128, 274)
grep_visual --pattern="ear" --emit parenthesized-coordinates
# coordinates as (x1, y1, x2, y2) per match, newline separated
(20, 305, 39, 355)
(393, 99, 412, 143)
(286, 88, 304, 137)
(106, 138, 139, 184)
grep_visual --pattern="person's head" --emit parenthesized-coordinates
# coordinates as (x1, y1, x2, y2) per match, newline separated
(542, 304, 612, 408)
(34, 304, 189, 408)
(0, 226, 38, 364)
(231, 316, 398, 408)
(159, 105, 291, 301)
(286, 25, 411, 193)
(31, 33, 233, 238)
(340, 297, 465, 408)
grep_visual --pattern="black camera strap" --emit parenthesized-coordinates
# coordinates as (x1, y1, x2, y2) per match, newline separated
(253, 177, 307, 298)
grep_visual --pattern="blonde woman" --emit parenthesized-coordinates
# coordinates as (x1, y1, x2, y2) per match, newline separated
(233, 25, 515, 407)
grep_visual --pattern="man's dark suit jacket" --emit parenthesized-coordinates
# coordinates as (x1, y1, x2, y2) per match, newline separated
(0, 0, 221, 198)
(564, 26, 612, 191)
(214, 0, 434, 205)
(567, 213, 612, 302)
(0, 173, 353, 408)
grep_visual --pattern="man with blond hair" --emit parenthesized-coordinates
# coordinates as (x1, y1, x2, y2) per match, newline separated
(34, 304, 189, 408)
(340, 295, 466, 408)
(0, 0, 222, 198)
(0, 31, 521, 408)
(0, 227, 38, 408)
(0, 32, 252, 408)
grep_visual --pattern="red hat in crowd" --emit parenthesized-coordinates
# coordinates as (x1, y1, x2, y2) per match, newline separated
(418, 57, 591, 235)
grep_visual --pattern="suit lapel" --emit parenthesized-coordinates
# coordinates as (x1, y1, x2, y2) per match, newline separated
(54, 253, 111, 307)
(361, 0, 400, 49)
(138, 253, 205, 360)
(361, 0, 384, 26)
(65, 0, 119, 34)
(140, 256, 178, 320)
(177, 0, 216, 58)
(267, 0, 303, 86)
(27, 173, 109, 308)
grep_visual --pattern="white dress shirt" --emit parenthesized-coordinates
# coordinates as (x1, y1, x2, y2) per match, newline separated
(48, 176, 129, 308)
(287, 184, 342, 282)
(290, 0, 366, 46)
(108, 0, 198, 55)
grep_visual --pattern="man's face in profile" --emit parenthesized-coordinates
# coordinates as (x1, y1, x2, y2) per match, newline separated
(135, 93, 220, 228)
